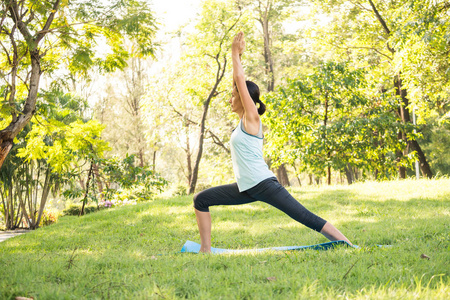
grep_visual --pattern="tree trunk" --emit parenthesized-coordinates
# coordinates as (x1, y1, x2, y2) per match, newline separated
(394, 75, 433, 178)
(30, 161, 40, 227)
(256, 3, 291, 187)
(260, 10, 275, 92)
(189, 101, 212, 194)
(80, 160, 94, 216)
(0, 49, 41, 169)
(17, 188, 31, 229)
(152, 151, 156, 173)
(138, 148, 144, 167)
(188, 55, 227, 194)
(0, 0, 60, 170)
(93, 163, 104, 202)
(0, 141, 13, 169)
(368, 0, 433, 179)
(410, 139, 433, 178)
(5, 186, 11, 229)
(292, 163, 302, 187)
(396, 130, 407, 179)
(323, 93, 331, 185)
(327, 166, 331, 185)
(0, 189, 8, 227)
(345, 164, 353, 185)
(35, 168, 52, 228)
(185, 121, 193, 185)
(276, 164, 290, 186)
(353, 167, 359, 181)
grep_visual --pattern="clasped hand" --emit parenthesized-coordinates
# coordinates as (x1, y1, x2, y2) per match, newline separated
(232, 31, 245, 56)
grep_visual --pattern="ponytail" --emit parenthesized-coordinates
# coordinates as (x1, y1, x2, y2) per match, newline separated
(256, 99, 266, 115)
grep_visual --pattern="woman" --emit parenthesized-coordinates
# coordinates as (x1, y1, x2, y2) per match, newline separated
(193, 32, 352, 253)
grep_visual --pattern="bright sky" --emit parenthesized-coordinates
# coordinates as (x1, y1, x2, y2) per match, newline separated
(150, 0, 202, 34)
(150, 0, 303, 34)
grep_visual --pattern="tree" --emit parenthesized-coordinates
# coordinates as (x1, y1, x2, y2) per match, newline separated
(238, 0, 300, 186)
(179, 0, 247, 194)
(0, 86, 109, 229)
(263, 62, 416, 184)
(307, 0, 439, 178)
(93, 51, 153, 168)
(0, 0, 157, 169)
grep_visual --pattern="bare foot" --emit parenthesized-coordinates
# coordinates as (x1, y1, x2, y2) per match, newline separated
(320, 222, 353, 246)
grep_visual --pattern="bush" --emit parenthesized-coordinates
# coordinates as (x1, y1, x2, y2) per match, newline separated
(40, 210, 59, 226)
(174, 185, 187, 196)
(62, 204, 101, 216)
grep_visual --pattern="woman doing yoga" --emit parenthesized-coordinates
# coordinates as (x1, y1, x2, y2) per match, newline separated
(193, 32, 352, 253)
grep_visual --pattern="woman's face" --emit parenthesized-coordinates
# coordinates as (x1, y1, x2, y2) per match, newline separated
(229, 86, 242, 113)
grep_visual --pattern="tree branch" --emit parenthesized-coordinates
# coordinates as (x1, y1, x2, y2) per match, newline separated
(36, 20, 100, 35)
(348, 0, 371, 11)
(367, 0, 390, 35)
(24, 8, 35, 26)
(206, 131, 230, 153)
(0, 2, 9, 30)
(169, 103, 230, 153)
(367, 0, 395, 53)
(438, 1, 450, 12)
(216, 11, 243, 58)
(35, 0, 61, 44)
(333, 44, 393, 60)
(0, 40, 12, 65)
(8, 0, 33, 43)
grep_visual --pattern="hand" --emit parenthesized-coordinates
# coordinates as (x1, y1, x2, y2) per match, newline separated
(232, 31, 245, 56)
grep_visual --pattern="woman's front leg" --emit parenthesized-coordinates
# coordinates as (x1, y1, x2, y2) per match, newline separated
(320, 221, 353, 246)
(195, 209, 212, 253)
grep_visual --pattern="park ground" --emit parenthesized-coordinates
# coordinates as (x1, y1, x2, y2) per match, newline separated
(1, 179, 449, 299)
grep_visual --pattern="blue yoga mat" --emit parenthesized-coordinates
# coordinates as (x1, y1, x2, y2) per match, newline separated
(180, 240, 356, 254)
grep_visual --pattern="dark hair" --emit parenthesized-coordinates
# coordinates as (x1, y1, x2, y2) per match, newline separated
(241, 81, 266, 115)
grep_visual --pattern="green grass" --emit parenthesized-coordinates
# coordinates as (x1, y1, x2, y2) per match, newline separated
(1, 179, 449, 299)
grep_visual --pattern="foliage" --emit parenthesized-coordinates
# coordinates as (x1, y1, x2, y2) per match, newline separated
(421, 117, 450, 175)
(0, 86, 110, 229)
(263, 62, 418, 180)
(304, 0, 450, 177)
(100, 154, 168, 202)
(308, 0, 450, 116)
(173, 184, 188, 196)
(62, 204, 101, 216)
(0, 179, 448, 298)
(17, 117, 109, 172)
(388, 0, 450, 113)
(238, 0, 302, 91)
(62, 153, 168, 209)
(0, 0, 158, 80)
(0, 0, 158, 182)
(39, 210, 59, 227)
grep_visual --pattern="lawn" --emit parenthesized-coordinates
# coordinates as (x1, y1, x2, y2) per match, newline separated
(1, 179, 449, 299)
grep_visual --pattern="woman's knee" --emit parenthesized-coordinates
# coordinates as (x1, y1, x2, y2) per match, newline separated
(193, 191, 209, 212)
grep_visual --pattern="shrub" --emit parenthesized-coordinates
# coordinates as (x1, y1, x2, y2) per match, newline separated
(62, 204, 101, 216)
(40, 210, 59, 226)
(174, 185, 187, 196)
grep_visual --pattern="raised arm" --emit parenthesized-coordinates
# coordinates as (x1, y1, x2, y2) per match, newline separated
(232, 32, 260, 134)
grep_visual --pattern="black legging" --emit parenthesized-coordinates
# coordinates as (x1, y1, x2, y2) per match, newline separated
(193, 177, 327, 232)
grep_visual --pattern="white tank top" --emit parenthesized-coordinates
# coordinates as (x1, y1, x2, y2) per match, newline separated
(230, 119, 275, 192)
